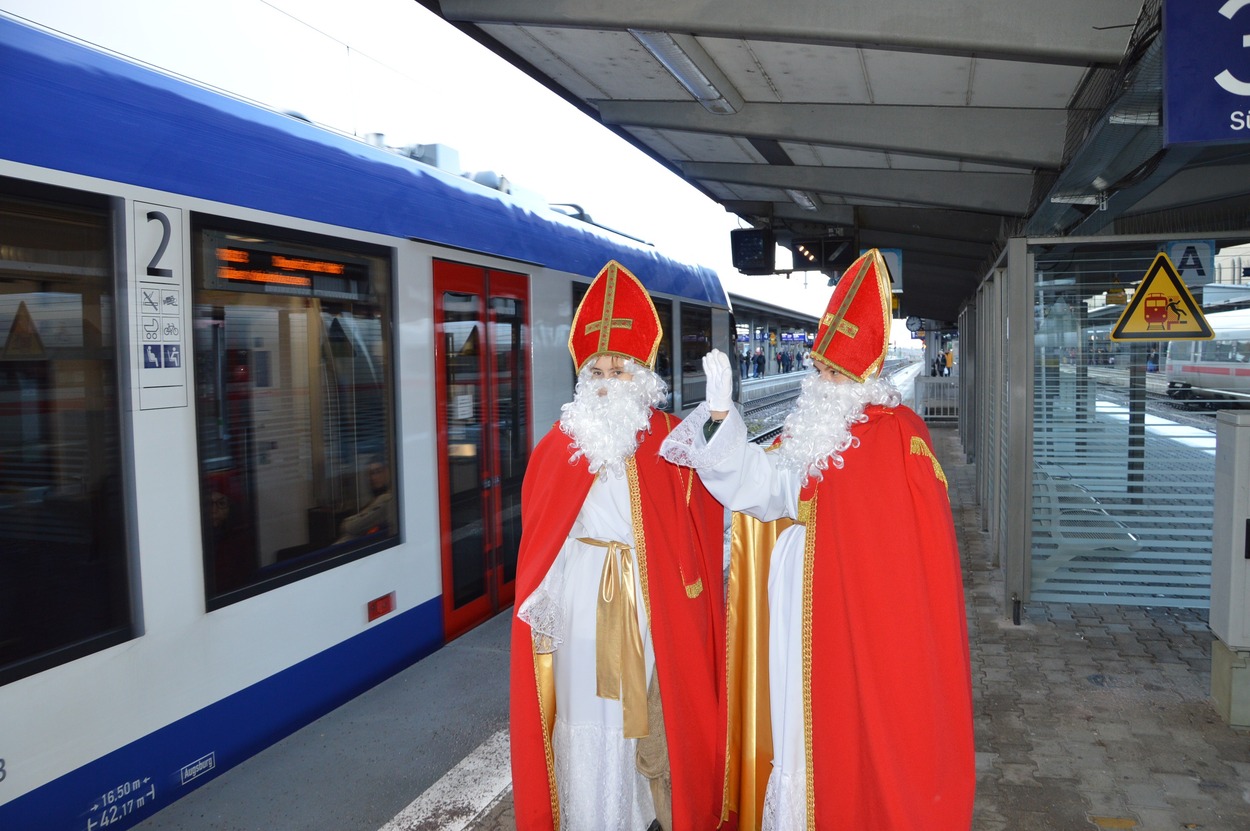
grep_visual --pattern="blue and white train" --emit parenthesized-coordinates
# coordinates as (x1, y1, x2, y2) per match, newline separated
(0, 15, 731, 830)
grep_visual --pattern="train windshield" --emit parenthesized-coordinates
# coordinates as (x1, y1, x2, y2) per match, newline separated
(193, 224, 395, 605)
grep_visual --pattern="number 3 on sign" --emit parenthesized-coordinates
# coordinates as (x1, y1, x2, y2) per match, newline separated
(1217, 0, 1250, 96)
(1, 757, 7, 782)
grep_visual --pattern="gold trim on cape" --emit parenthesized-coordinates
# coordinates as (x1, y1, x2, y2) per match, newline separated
(910, 435, 948, 489)
(532, 648, 560, 828)
(626, 457, 652, 622)
(801, 490, 818, 830)
(796, 497, 813, 525)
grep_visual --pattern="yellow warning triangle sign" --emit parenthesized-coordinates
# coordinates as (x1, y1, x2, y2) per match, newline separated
(1110, 252, 1214, 341)
(3, 300, 46, 359)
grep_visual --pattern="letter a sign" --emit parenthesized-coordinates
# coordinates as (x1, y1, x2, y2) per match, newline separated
(1110, 252, 1214, 341)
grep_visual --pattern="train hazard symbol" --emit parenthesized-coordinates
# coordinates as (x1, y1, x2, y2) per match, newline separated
(1110, 253, 1214, 342)
(2, 300, 46, 359)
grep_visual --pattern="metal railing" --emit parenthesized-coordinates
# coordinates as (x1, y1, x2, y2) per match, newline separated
(915, 375, 960, 423)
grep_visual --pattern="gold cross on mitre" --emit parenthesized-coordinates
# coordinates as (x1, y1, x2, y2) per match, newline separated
(814, 256, 873, 353)
(584, 262, 634, 353)
(816, 311, 858, 353)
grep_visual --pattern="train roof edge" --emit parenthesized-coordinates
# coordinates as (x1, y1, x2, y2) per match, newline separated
(0, 14, 726, 306)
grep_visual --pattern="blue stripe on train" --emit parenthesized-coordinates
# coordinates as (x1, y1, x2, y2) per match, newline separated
(0, 597, 442, 831)
(0, 17, 725, 307)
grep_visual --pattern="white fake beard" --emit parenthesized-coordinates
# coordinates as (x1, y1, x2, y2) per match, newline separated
(559, 364, 667, 477)
(775, 373, 902, 482)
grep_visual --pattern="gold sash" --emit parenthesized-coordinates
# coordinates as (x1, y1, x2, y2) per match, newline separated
(579, 536, 649, 739)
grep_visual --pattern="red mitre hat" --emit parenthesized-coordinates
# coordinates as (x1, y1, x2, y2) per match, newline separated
(811, 248, 892, 381)
(568, 261, 662, 371)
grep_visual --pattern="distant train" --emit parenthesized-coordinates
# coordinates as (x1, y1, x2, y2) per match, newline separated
(1164, 308, 1250, 405)
(0, 16, 731, 830)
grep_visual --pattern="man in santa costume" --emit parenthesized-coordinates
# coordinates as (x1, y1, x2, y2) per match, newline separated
(661, 249, 975, 830)
(509, 260, 729, 831)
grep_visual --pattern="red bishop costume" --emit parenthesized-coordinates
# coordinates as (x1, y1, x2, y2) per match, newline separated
(661, 249, 975, 830)
(509, 261, 729, 831)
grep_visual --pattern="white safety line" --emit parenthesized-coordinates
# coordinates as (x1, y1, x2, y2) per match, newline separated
(1095, 400, 1217, 453)
(379, 729, 512, 831)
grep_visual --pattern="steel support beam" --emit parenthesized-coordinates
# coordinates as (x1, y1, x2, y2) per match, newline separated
(596, 101, 1067, 168)
(683, 162, 1034, 213)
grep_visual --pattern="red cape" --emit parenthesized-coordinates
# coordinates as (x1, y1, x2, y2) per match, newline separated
(801, 405, 974, 828)
(509, 410, 728, 830)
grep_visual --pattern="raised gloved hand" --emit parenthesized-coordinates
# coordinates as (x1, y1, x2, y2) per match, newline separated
(703, 349, 733, 412)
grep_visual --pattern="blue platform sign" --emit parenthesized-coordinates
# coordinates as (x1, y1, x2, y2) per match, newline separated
(1165, 0, 1250, 145)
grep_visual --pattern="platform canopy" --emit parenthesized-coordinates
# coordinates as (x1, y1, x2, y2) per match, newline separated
(419, 0, 1250, 324)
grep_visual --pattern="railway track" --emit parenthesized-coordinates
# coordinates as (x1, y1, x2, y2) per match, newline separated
(744, 359, 918, 444)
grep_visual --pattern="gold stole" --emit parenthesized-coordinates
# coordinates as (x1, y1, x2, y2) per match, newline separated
(724, 511, 795, 830)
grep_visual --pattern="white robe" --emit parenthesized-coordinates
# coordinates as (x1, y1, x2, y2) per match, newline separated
(518, 471, 657, 831)
(662, 405, 809, 831)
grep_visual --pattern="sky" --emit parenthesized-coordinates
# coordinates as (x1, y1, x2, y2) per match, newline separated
(1, 0, 848, 318)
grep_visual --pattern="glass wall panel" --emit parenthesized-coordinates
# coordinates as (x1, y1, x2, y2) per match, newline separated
(1029, 241, 1250, 607)
(0, 190, 128, 685)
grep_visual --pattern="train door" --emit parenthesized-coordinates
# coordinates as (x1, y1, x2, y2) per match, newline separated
(433, 260, 529, 639)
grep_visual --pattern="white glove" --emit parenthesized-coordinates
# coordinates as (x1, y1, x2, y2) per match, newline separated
(703, 349, 734, 412)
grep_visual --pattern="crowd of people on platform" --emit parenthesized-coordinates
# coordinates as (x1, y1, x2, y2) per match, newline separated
(738, 346, 813, 378)
(510, 252, 975, 831)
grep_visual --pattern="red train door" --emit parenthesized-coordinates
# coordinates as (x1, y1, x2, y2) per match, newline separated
(433, 260, 530, 639)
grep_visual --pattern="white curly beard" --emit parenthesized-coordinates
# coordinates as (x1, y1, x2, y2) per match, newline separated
(774, 373, 902, 482)
(559, 362, 668, 477)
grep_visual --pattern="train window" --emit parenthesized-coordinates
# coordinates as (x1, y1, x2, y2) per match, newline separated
(1203, 340, 1231, 362)
(192, 224, 395, 606)
(680, 303, 712, 406)
(653, 297, 674, 408)
(0, 191, 130, 686)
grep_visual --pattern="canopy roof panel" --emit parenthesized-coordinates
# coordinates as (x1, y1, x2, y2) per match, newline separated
(421, 0, 1250, 323)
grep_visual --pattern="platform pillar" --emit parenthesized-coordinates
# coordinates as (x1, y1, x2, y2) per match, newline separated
(1210, 411, 1250, 727)
(1212, 640, 1250, 727)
